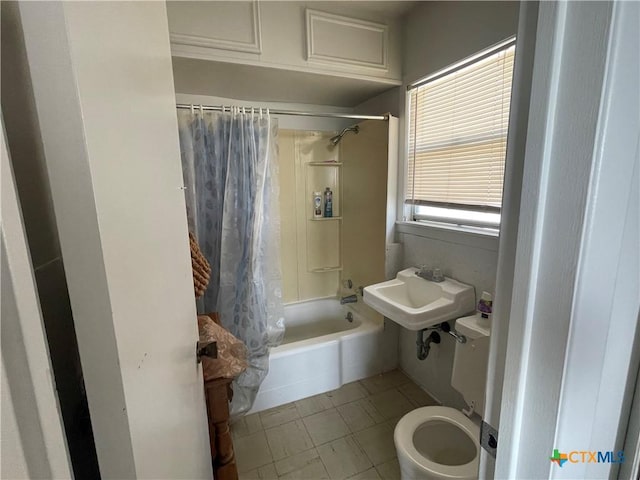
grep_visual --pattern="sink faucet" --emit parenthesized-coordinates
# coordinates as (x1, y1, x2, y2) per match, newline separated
(416, 266, 445, 283)
(340, 294, 358, 304)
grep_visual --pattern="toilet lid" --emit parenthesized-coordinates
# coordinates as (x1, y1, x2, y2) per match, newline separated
(394, 406, 480, 479)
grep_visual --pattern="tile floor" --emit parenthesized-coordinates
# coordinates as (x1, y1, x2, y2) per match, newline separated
(232, 370, 437, 480)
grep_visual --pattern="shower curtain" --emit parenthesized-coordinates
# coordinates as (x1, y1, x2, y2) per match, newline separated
(177, 107, 285, 415)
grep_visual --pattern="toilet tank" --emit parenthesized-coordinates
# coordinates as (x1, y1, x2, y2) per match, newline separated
(451, 314, 491, 415)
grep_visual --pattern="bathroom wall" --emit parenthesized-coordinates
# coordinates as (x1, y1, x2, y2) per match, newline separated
(341, 119, 390, 316)
(398, 228, 499, 408)
(342, 119, 400, 374)
(353, 87, 400, 117)
(403, 1, 520, 84)
(393, 1, 519, 408)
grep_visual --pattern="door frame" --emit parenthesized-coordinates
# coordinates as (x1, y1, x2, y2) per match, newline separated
(486, 1, 639, 478)
(619, 351, 640, 479)
(2, 116, 73, 479)
(16, 3, 213, 478)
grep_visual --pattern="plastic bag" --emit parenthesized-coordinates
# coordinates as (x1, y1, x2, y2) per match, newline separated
(198, 315, 248, 381)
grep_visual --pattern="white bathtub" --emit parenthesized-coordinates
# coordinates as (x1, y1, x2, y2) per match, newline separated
(250, 298, 384, 413)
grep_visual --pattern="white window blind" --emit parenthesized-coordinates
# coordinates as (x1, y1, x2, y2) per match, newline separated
(406, 40, 516, 213)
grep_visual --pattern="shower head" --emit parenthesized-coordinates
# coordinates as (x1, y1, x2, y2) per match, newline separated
(330, 125, 360, 146)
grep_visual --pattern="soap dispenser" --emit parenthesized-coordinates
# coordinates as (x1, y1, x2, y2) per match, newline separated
(477, 291, 493, 328)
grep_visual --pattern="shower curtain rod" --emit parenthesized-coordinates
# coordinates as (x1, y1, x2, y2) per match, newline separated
(176, 103, 388, 121)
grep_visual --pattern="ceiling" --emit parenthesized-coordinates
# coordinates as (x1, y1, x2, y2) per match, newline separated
(172, 57, 399, 107)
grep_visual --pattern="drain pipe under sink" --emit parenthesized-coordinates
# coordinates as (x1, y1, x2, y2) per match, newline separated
(416, 329, 441, 360)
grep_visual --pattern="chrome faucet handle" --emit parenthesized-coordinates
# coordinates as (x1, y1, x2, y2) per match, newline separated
(415, 265, 433, 280)
(415, 265, 446, 282)
(432, 268, 444, 282)
(340, 294, 358, 305)
(440, 321, 466, 343)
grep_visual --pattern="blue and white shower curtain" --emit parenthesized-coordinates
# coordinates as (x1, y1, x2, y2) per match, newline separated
(177, 107, 285, 415)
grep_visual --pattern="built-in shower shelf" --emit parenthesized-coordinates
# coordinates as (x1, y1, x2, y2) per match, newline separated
(310, 266, 343, 273)
(309, 216, 342, 221)
(307, 162, 343, 166)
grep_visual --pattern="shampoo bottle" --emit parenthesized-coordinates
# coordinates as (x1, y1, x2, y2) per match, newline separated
(324, 187, 333, 217)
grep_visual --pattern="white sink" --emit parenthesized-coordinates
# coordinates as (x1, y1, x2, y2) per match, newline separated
(363, 267, 475, 330)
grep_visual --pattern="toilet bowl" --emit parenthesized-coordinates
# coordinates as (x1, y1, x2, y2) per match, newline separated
(394, 314, 490, 480)
(395, 406, 479, 480)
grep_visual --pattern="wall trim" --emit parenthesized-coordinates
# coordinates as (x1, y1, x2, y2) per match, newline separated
(170, 0, 262, 54)
(306, 9, 389, 72)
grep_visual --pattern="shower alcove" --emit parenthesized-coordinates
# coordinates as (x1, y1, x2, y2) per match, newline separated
(278, 122, 397, 307)
(251, 119, 399, 411)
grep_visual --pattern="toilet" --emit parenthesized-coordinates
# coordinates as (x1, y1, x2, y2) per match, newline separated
(394, 315, 490, 480)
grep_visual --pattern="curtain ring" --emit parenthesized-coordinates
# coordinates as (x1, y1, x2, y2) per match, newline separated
(190, 104, 195, 115)
(266, 108, 270, 117)
(199, 104, 204, 116)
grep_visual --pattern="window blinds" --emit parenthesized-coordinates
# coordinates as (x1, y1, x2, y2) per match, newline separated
(406, 42, 516, 212)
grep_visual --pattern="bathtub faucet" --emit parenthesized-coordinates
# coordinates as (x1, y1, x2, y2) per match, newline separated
(340, 294, 358, 305)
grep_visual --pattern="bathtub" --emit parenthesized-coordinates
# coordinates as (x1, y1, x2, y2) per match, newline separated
(250, 298, 384, 413)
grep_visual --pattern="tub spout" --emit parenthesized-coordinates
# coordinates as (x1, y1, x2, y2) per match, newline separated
(340, 294, 358, 305)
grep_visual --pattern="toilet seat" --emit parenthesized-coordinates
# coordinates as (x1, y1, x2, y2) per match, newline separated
(394, 406, 480, 479)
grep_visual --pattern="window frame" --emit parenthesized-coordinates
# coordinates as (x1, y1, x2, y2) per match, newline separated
(403, 37, 517, 232)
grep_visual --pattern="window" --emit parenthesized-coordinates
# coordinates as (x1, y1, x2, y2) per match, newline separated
(406, 38, 516, 230)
